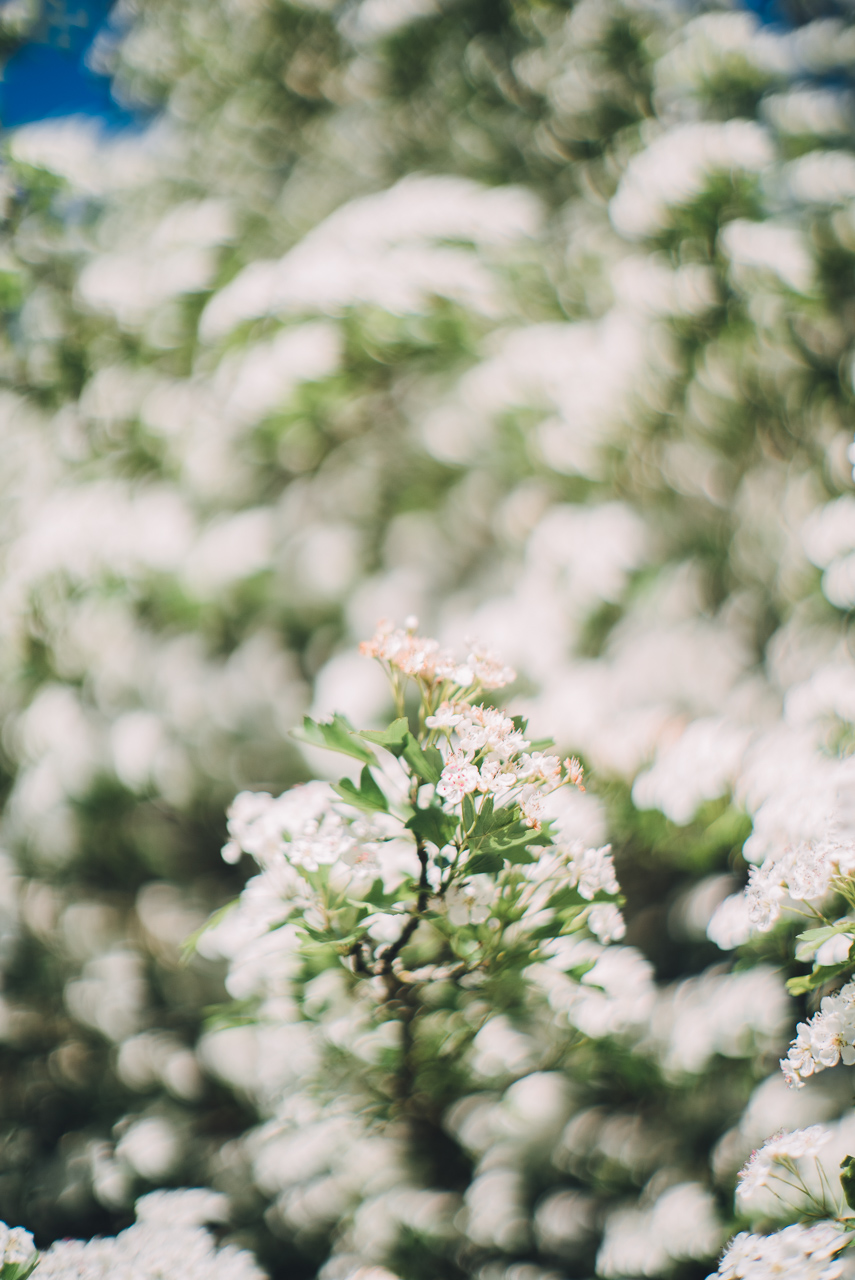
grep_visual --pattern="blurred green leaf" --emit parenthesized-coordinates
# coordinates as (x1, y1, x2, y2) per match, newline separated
(841, 1156, 855, 1211)
(294, 713, 377, 764)
(358, 718, 410, 756)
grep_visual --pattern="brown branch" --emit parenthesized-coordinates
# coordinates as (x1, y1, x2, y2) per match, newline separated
(378, 837, 430, 976)
(349, 939, 370, 974)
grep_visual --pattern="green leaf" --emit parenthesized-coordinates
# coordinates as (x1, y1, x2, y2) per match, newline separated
(841, 1156, 855, 1211)
(465, 852, 504, 875)
(1, 1259, 39, 1280)
(472, 797, 503, 835)
(785, 961, 852, 996)
(467, 801, 551, 865)
(333, 765, 389, 813)
(203, 997, 261, 1030)
(293, 713, 376, 764)
(566, 959, 598, 983)
(558, 911, 590, 935)
(402, 734, 444, 784)
(786, 974, 817, 996)
(477, 827, 539, 864)
(794, 923, 854, 963)
(528, 737, 556, 752)
(795, 926, 840, 963)
(357, 718, 410, 756)
(796, 926, 838, 942)
(462, 793, 476, 832)
(359, 878, 400, 909)
(529, 822, 556, 847)
(406, 807, 457, 848)
(548, 885, 589, 910)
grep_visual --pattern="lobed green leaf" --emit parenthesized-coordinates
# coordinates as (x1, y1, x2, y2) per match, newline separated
(294, 713, 376, 764)
(357, 718, 410, 756)
(402, 735, 444, 783)
(333, 765, 389, 813)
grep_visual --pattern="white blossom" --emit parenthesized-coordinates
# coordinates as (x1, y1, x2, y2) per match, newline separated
(0, 1223, 35, 1272)
(588, 903, 626, 944)
(444, 877, 496, 927)
(455, 706, 528, 759)
(436, 753, 481, 805)
(223, 782, 359, 871)
(781, 981, 855, 1087)
(736, 1126, 832, 1207)
(707, 893, 754, 950)
(708, 1221, 850, 1280)
(424, 703, 464, 730)
(565, 844, 619, 901)
(23, 1190, 266, 1279)
(745, 841, 855, 932)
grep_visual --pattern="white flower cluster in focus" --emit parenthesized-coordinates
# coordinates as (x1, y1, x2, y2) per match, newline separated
(707, 1221, 850, 1280)
(746, 842, 855, 933)
(208, 624, 611, 986)
(736, 1126, 831, 1208)
(429, 702, 582, 830)
(781, 982, 855, 1088)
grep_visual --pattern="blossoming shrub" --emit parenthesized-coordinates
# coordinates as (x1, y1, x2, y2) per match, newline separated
(197, 625, 634, 1275)
(0, 1189, 266, 1280)
(701, 815, 855, 1272)
(193, 627, 796, 1278)
(3, 0, 855, 1277)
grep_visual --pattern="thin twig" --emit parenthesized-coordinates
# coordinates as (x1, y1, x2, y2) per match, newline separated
(379, 838, 430, 975)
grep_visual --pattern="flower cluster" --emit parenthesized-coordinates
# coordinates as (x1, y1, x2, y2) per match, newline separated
(360, 619, 516, 692)
(707, 1222, 850, 1280)
(0, 1191, 264, 1280)
(780, 983, 855, 1088)
(564, 842, 619, 901)
(14, 0, 855, 1271)
(518, 843, 624, 944)
(736, 1127, 831, 1208)
(210, 627, 616, 983)
(745, 842, 855, 933)
(430, 700, 581, 830)
(0, 1222, 36, 1280)
(708, 826, 855, 1098)
(220, 779, 411, 883)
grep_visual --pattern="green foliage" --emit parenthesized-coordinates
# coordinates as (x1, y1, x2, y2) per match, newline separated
(466, 801, 549, 867)
(358, 719, 411, 755)
(841, 1155, 855, 1211)
(2, 0, 855, 1273)
(794, 924, 854, 965)
(401, 737, 444, 785)
(332, 765, 389, 814)
(0, 1259, 37, 1280)
(294, 714, 376, 764)
(405, 807, 458, 849)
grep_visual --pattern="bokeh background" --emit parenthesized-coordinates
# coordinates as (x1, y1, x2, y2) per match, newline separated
(0, 0, 854, 1277)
